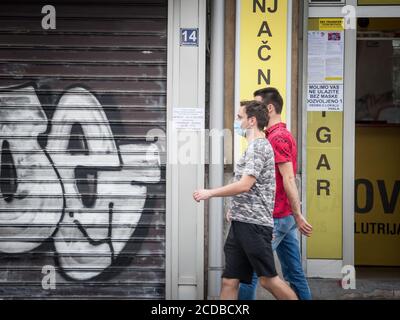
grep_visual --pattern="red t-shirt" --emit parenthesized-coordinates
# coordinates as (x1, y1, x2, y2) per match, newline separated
(265, 122, 297, 219)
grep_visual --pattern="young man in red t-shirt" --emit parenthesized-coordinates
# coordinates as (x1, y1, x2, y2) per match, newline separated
(238, 88, 313, 300)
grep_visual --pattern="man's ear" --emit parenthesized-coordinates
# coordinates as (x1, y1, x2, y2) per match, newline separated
(248, 116, 256, 128)
(267, 104, 274, 114)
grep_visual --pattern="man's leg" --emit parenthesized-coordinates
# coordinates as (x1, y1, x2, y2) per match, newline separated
(259, 275, 298, 300)
(275, 216, 312, 300)
(272, 216, 293, 286)
(222, 222, 254, 300)
(238, 219, 286, 300)
(236, 222, 296, 300)
(238, 272, 258, 300)
(220, 278, 240, 300)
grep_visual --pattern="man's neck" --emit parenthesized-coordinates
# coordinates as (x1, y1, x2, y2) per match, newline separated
(267, 115, 282, 129)
(246, 129, 265, 144)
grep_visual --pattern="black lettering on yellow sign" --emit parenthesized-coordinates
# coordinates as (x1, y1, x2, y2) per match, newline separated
(257, 21, 272, 37)
(317, 180, 330, 196)
(378, 180, 400, 214)
(355, 179, 373, 213)
(355, 179, 400, 214)
(257, 40, 271, 85)
(316, 154, 331, 170)
(354, 222, 400, 235)
(258, 69, 271, 85)
(258, 41, 271, 61)
(253, 1, 277, 87)
(253, 0, 278, 13)
(316, 127, 331, 143)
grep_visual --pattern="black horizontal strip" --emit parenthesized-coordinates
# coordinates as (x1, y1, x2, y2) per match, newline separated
(0, 251, 164, 256)
(0, 179, 166, 184)
(0, 15, 167, 21)
(0, 137, 166, 142)
(0, 75, 167, 81)
(0, 196, 165, 201)
(0, 266, 164, 271)
(0, 90, 166, 95)
(0, 60, 167, 66)
(0, 1, 166, 5)
(0, 105, 167, 110)
(0, 150, 167, 155)
(0, 296, 165, 300)
(0, 281, 165, 287)
(0, 90, 166, 96)
(0, 237, 165, 242)
(0, 223, 165, 228)
(0, 30, 166, 36)
(0, 209, 165, 213)
(2, 165, 166, 170)
(0, 193, 166, 197)
(0, 120, 165, 125)
(0, 44, 166, 50)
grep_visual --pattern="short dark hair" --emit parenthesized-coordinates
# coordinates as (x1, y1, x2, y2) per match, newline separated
(240, 100, 268, 131)
(253, 87, 283, 114)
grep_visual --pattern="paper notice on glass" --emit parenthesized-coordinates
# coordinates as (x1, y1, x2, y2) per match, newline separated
(325, 57, 343, 80)
(307, 84, 344, 112)
(307, 30, 344, 83)
(308, 56, 325, 83)
(307, 29, 344, 111)
(172, 107, 205, 130)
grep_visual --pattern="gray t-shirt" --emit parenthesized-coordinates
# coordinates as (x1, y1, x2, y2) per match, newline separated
(230, 138, 275, 227)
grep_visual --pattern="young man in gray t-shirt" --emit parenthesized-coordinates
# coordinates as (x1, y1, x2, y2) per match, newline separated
(193, 100, 297, 300)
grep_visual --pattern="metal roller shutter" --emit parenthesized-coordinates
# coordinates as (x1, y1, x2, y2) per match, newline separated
(0, 0, 167, 299)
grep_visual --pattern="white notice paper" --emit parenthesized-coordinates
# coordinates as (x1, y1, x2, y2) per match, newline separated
(307, 30, 344, 111)
(307, 84, 344, 112)
(173, 107, 205, 130)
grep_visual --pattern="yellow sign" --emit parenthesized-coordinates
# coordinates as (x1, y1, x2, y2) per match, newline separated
(355, 126, 400, 266)
(308, 18, 345, 32)
(238, 0, 288, 117)
(237, 0, 288, 153)
(318, 18, 344, 31)
(306, 112, 343, 259)
(306, 18, 344, 259)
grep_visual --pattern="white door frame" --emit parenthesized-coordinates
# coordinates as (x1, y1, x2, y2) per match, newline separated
(166, 0, 206, 299)
(303, 0, 400, 277)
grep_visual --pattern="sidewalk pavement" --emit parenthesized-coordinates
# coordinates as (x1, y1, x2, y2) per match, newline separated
(256, 277, 400, 300)
(256, 254, 400, 300)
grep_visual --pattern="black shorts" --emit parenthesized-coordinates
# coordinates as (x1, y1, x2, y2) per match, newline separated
(222, 220, 277, 284)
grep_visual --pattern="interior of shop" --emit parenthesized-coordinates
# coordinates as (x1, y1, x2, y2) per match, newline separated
(355, 18, 400, 277)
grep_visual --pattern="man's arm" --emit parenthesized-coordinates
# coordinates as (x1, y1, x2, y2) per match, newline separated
(193, 175, 256, 202)
(278, 162, 313, 237)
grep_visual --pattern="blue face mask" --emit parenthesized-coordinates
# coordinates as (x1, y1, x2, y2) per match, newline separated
(234, 120, 246, 137)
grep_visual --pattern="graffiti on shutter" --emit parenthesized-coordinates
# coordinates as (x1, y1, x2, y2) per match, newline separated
(0, 85, 161, 281)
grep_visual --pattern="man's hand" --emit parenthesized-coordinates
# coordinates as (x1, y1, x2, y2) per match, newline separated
(294, 214, 313, 237)
(193, 189, 213, 202)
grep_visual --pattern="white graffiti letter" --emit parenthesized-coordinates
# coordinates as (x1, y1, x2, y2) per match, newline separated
(0, 86, 161, 280)
(0, 86, 63, 253)
(47, 87, 160, 280)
